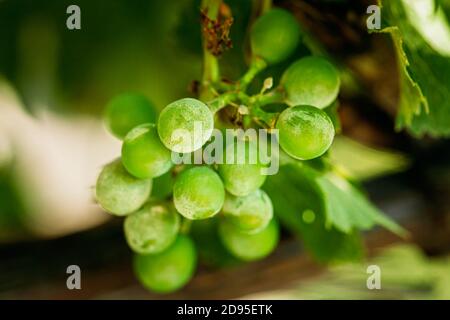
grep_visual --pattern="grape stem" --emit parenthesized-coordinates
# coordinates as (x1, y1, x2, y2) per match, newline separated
(249, 88, 285, 107)
(207, 89, 284, 129)
(237, 57, 267, 91)
(207, 92, 239, 113)
(200, 0, 222, 101)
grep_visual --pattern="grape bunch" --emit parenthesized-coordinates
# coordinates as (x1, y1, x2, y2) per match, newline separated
(95, 7, 339, 294)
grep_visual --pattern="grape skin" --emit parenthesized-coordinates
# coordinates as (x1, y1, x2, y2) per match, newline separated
(134, 235, 197, 293)
(124, 203, 180, 254)
(222, 189, 273, 234)
(104, 93, 157, 139)
(157, 98, 214, 153)
(95, 159, 152, 216)
(173, 166, 225, 220)
(122, 123, 173, 179)
(218, 140, 266, 196)
(250, 8, 300, 64)
(276, 105, 335, 160)
(281, 56, 340, 109)
(219, 218, 279, 261)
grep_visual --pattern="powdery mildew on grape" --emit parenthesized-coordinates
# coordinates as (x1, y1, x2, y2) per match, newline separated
(158, 98, 214, 153)
(223, 189, 273, 233)
(95, 160, 152, 216)
(277, 105, 334, 160)
(173, 167, 225, 220)
(124, 203, 180, 254)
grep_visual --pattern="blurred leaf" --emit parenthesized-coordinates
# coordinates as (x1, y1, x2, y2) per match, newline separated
(316, 171, 407, 237)
(267, 158, 406, 240)
(0, 165, 27, 243)
(377, 0, 450, 137)
(264, 164, 364, 263)
(329, 136, 410, 181)
(248, 244, 450, 300)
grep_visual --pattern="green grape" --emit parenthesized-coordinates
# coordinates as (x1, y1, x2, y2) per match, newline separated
(157, 98, 214, 153)
(134, 235, 196, 293)
(104, 93, 157, 139)
(281, 56, 340, 109)
(276, 105, 335, 160)
(122, 124, 173, 179)
(218, 140, 266, 196)
(222, 189, 273, 234)
(124, 202, 180, 254)
(95, 159, 152, 216)
(173, 166, 225, 220)
(250, 8, 300, 64)
(219, 218, 279, 261)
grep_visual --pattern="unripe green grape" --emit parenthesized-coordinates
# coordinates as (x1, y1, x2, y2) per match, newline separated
(173, 166, 225, 220)
(219, 218, 279, 261)
(223, 189, 273, 234)
(157, 98, 214, 153)
(122, 124, 173, 179)
(104, 93, 157, 139)
(218, 140, 266, 196)
(281, 56, 340, 109)
(124, 203, 180, 254)
(250, 8, 300, 64)
(95, 159, 152, 216)
(134, 235, 196, 293)
(276, 105, 334, 160)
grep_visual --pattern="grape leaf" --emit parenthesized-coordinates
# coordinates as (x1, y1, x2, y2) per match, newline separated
(315, 171, 407, 237)
(329, 136, 410, 181)
(264, 164, 364, 263)
(376, 0, 450, 137)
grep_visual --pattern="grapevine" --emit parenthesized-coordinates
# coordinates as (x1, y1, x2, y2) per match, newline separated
(95, 1, 341, 293)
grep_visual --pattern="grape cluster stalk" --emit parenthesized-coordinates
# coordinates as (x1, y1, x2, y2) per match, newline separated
(95, 6, 340, 293)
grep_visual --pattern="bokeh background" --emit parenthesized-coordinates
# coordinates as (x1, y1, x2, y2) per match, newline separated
(0, 0, 450, 299)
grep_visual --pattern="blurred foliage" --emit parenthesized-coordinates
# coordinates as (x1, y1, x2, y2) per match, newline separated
(0, 0, 252, 115)
(247, 244, 450, 299)
(329, 136, 409, 181)
(0, 164, 27, 242)
(264, 163, 364, 263)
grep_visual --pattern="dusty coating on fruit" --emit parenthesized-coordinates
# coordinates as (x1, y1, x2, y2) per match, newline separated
(282, 56, 340, 109)
(95, 159, 152, 216)
(173, 166, 225, 220)
(219, 219, 279, 261)
(218, 140, 266, 196)
(276, 105, 334, 160)
(134, 235, 197, 293)
(223, 189, 273, 234)
(250, 8, 300, 64)
(122, 124, 173, 179)
(157, 98, 214, 153)
(104, 93, 157, 139)
(124, 203, 180, 254)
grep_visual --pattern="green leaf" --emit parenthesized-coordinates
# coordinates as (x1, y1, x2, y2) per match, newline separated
(264, 164, 364, 263)
(315, 171, 408, 237)
(329, 136, 410, 181)
(377, 0, 450, 137)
